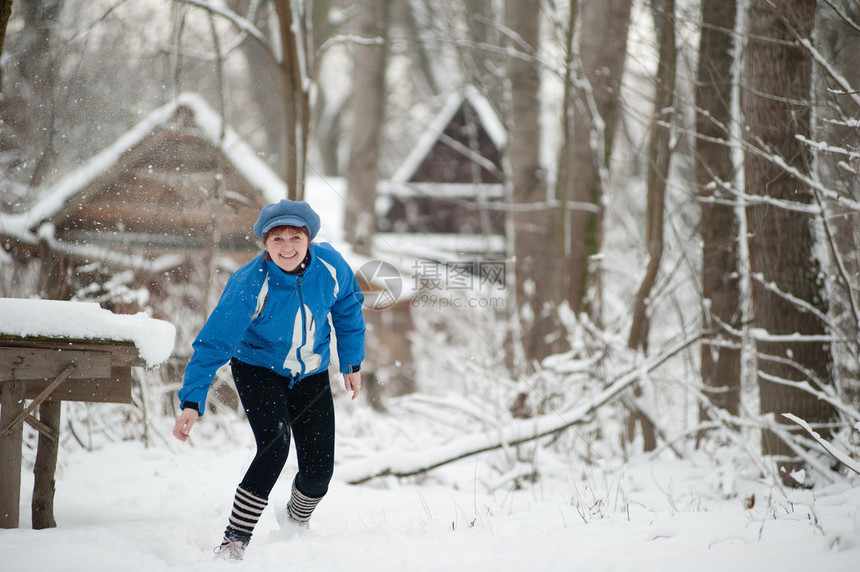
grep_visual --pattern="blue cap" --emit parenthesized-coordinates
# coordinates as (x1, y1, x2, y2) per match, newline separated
(253, 199, 321, 239)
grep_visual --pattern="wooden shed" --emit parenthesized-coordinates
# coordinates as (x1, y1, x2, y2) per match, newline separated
(0, 92, 289, 317)
(377, 86, 507, 259)
(1, 93, 284, 263)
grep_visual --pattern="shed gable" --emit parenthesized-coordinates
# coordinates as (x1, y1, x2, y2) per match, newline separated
(409, 100, 503, 185)
(379, 87, 507, 244)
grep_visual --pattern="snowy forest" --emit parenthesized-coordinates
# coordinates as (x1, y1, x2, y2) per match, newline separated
(1, 0, 860, 570)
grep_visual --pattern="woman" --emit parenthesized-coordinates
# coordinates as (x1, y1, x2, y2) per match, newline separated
(172, 199, 365, 560)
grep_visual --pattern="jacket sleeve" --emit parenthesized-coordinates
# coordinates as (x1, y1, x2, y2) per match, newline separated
(330, 260, 366, 374)
(178, 264, 263, 415)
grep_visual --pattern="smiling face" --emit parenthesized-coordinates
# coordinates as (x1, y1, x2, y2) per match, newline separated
(264, 226, 310, 272)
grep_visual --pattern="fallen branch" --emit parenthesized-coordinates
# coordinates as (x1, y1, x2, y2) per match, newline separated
(764, 415, 837, 485)
(783, 413, 860, 477)
(338, 333, 700, 484)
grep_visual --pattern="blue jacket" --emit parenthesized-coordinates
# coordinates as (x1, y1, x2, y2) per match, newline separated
(178, 242, 365, 414)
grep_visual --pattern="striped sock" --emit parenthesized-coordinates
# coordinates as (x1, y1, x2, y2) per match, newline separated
(287, 480, 323, 523)
(224, 486, 268, 542)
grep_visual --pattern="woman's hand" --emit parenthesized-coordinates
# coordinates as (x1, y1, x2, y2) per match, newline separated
(343, 372, 362, 400)
(173, 408, 199, 441)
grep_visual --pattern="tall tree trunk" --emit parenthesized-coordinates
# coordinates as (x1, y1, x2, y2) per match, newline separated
(506, 0, 565, 368)
(814, 0, 860, 408)
(0, 0, 12, 92)
(310, 0, 341, 175)
(16, 0, 62, 188)
(743, 0, 836, 482)
(567, 0, 633, 321)
(462, 0, 504, 113)
(344, 0, 390, 255)
(344, 0, 391, 411)
(273, 0, 310, 200)
(624, 0, 676, 453)
(401, 0, 442, 99)
(553, 0, 579, 316)
(696, 0, 741, 422)
(628, 0, 676, 353)
(230, 0, 287, 167)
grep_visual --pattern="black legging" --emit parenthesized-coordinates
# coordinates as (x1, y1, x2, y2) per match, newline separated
(230, 359, 335, 500)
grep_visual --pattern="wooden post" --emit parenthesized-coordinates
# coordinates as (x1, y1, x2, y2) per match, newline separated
(0, 378, 24, 528)
(32, 400, 61, 529)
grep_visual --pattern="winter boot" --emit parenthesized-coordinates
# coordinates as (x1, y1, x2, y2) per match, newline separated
(215, 485, 268, 560)
(214, 533, 249, 561)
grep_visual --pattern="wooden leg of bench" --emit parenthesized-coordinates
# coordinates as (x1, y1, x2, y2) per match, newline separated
(0, 379, 24, 529)
(32, 400, 61, 529)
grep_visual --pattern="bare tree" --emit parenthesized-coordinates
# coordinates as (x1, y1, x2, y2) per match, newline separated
(271, 0, 311, 199)
(344, 0, 391, 254)
(228, 0, 287, 165)
(219, 0, 343, 177)
(172, 0, 308, 198)
(3, 0, 63, 189)
(813, 0, 860, 408)
(566, 0, 633, 321)
(309, 0, 344, 175)
(461, 0, 504, 112)
(342, 0, 392, 410)
(0, 0, 12, 92)
(550, 0, 578, 328)
(505, 0, 566, 367)
(628, 0, 677, 353)
(625, 0, 677, 452)
(743, 0, 836, 482)
(695, 0, 741, 421)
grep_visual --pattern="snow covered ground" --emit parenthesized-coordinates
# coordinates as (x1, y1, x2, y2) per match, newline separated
(2, 408, 859, 572)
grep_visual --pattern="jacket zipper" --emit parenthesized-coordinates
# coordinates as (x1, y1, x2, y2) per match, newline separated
(290, 275, 306, 388)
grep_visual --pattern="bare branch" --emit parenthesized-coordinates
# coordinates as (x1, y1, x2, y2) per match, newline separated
(176, 0, 277, 62)
(339, 333, 700, 484)
(783, 413, 860, 477)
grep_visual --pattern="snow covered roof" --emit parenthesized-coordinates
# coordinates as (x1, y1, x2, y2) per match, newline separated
(0, 298, 175, 367)
(391, 86, 506, 184)
(0, 93, 286, 244)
